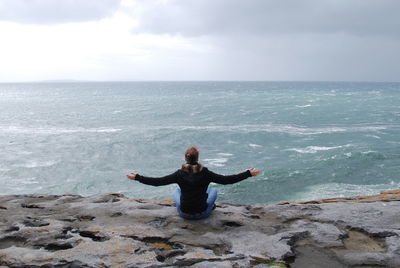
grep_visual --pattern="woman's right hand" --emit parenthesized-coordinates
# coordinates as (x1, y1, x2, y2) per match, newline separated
(126, 173, 138, 180)
(248, 168, 260, 176)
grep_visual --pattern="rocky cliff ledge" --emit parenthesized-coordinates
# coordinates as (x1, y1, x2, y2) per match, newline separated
(1, 191, 400, 268)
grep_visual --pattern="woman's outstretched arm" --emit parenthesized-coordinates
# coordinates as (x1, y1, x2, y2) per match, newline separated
(126, 171, 180, 186)
(208, 168, 260, 185)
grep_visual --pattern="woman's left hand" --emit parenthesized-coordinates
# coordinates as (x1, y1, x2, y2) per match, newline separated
(248, 168, 261, 177)
(126, 173, 138, 180)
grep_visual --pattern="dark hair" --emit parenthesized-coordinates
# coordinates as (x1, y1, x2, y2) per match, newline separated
(181, 146, 203, 173)
(185, 146, 199, 163)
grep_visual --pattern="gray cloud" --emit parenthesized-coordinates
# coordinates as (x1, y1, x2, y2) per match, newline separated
(128, 0, 400, 82)
(0, 0, 121, 24)
(0, 0, 398, 82)
(133, 0, 400, 38)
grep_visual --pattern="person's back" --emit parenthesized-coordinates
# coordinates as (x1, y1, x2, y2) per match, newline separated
(126, 146, 260, 220)
(176, 168, 210, 214)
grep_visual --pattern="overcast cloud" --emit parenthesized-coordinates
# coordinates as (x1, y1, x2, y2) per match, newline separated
(0, 0, 399, 82)
(133, 0, 400, 37)
(0, 0, 121, 24)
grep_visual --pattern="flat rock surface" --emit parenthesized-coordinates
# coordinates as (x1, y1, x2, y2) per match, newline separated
(0, 191, 400, 267)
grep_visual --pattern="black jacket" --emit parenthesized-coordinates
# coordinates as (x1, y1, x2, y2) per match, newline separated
(136, 167, 251, 214)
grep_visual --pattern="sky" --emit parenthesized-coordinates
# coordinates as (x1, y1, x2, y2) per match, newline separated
(0, 0, 399, 82)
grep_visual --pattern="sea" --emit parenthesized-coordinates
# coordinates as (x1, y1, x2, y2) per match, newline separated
(0, 81, 399, 204)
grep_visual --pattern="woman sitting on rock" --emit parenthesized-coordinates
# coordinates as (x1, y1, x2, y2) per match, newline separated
(126, 146, 260, 220)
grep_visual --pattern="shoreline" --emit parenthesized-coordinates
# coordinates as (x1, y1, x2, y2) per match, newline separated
(1, 191, 400, 267)
(278, 189, 400, 204)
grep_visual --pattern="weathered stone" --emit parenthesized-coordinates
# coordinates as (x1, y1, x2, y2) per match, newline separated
(292, 245, 347, 268)
(0, 192, 400, 267)
(289, 220, 345, 247)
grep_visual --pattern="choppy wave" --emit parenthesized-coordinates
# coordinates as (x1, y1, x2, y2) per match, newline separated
(217, 153, 234, 157)
(295, 104, 312, 108)
(365, 134, 381, 139)
(345, 151, 387, 160)
(15, 160, 58, 168)
(0, 126, 122, 135)
(1, 81, 399, 203)
(285, 144, 351, 154)
(297, 182, 400, 201)
(249, 143, 263, 148)
(203, 152, 235, 167)
(140, 124, 389, 136)
(20, 177, 40, 185)
(203, 157, 229, 167)
(0, 124, 390, 136)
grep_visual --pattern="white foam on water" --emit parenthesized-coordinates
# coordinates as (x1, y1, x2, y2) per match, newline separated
(362, 150, 378, 154)
(0, 126, 122, 135)
(368, 90, 381, 94)
(288, 170, 303, 177)
(203, 158, 229, 167)
(295, 104, 312, 108)
(249, 143, 262, 148)
(1, 177, 39, 188)
(15, 160, 57, 168)
(285, 144, 351, 154)
(217, 153, 234, 156)
(365, 134, 381, 139)
(16, 151, 33, 156)
(95, 128, 121, 133)
(140, 124, 389, 136)
(20, 177, 39, 185)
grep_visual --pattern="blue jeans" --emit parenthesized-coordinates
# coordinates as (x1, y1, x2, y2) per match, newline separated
(173, 188, 218, 220)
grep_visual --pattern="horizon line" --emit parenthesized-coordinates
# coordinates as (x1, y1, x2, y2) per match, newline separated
(1, 79, 400, 84)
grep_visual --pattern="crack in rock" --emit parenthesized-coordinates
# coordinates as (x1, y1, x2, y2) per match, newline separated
(76, 230, 109, 242)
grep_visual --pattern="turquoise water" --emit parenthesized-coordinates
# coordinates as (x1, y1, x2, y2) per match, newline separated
(0, 81, 399, 204)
